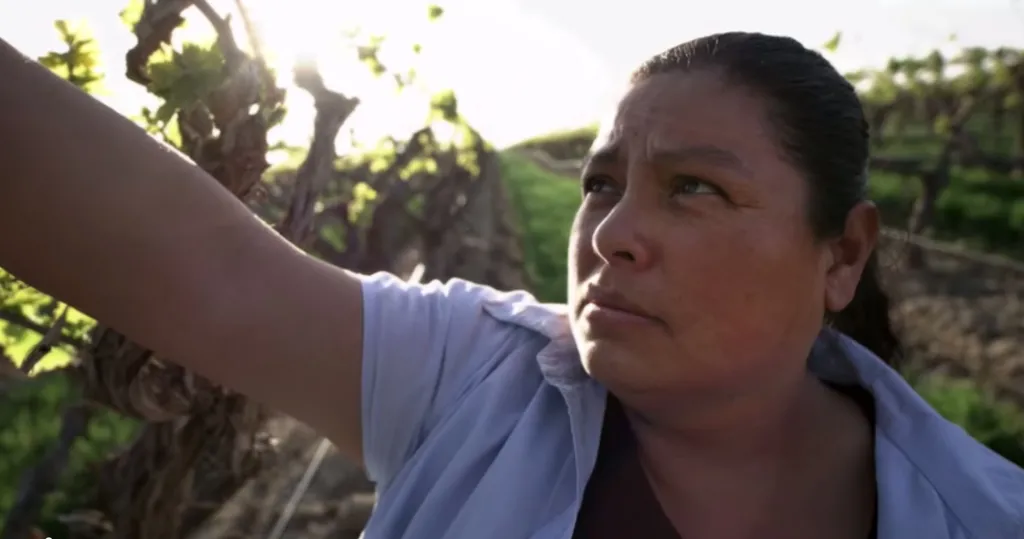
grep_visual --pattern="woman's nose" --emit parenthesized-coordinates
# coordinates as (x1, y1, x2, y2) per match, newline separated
(590, 197, 654, 271)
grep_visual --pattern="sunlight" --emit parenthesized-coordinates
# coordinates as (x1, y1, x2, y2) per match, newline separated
(5, 0, 1024, 155)
(234, 0, 611, 151)
(229, 0, 497, 156)
(0, 0, 611, 152)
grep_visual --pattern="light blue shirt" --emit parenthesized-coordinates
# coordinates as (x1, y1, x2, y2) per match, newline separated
(358, 272, 1024, 538)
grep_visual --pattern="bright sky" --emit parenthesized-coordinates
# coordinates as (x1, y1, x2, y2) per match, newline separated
(3, 0, 1024, 149)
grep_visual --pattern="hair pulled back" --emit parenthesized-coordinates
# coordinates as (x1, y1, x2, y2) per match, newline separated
(631, 32, 902, 366)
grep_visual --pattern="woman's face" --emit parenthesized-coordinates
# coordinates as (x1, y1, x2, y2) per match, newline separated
(568, 70, 845, 396)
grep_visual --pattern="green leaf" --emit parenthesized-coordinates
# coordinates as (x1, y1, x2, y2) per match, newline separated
(319, 221, 347, 251)
(822, 31, 842, 53)
(357, 43, 387, 77)
(2, 322, 25, 339)
(427, 4, 445, 21)
(348, 182, 379, 223)
(154, 102, 178, 124)
(38, 52, 64, 70)
(429, 89, 459, 122)
(53, 20, 71, 39)
(36, 19, 104, 93)
(119, 0, 146, 29)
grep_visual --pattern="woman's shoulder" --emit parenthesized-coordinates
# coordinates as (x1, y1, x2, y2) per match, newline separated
(357, 270, 577, 394)
(357, 272, 576, 489)
(873, 379, 1024, 537)
(816, 332, 1024, 537)
(358, 271, 571, 339)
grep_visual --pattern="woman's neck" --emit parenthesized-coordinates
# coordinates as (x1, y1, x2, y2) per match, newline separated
(618, 372, 875, 539)
(623, 368, 817, 458)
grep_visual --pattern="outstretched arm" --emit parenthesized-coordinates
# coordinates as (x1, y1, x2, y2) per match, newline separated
(0, 38, 366, 460)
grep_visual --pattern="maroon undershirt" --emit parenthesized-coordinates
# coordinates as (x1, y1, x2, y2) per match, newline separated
(571, 387, 878, 539)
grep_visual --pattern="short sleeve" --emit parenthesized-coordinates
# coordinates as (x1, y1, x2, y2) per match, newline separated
(358, 271, 527, 489)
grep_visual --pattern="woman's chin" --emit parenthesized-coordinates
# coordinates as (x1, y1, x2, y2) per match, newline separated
(579, 344, 656, 389)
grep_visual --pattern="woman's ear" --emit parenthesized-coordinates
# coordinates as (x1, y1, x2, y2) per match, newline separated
(824, 201, 879, 312)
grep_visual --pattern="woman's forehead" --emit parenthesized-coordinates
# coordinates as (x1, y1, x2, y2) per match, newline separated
(587, 75, 772, 167)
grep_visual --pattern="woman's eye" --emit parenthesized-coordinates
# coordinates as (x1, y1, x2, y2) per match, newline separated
(671, 175, 720, 197)
(581, 175, 616, 196)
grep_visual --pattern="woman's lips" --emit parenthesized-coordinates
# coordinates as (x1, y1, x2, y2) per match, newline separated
(581, 301, 660, 330)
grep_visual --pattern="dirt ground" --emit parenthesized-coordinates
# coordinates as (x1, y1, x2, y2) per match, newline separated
(880, 236, 1024, 404)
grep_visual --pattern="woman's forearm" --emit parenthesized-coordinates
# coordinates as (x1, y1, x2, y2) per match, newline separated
(0, 39, 377, 454)
(0, 37, 293, 350)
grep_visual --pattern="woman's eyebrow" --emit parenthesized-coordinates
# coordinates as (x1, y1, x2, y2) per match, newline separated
(583, 144, 751, 178)
(582, 146, 618, 171)
(649, 145, 751, 177)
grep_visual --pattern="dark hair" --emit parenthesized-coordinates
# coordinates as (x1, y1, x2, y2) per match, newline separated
(631, 32, 903, 367)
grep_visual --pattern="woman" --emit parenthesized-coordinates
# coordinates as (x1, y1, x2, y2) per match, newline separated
(0, 30, 1021, 538)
